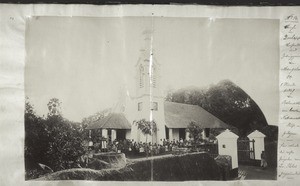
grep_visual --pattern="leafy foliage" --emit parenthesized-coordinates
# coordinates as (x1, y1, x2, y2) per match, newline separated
(133, 119, 157, 143)
(186, 121, 204, 147)
(25, 98, 86, 179)
(166, 80, 268, 136)
(43, 114, 85, 171)
(47, 98, 62, 116)
(134, 119, 157, 136)
(39, 153, 222, 181)
(25, 98, 50, 178)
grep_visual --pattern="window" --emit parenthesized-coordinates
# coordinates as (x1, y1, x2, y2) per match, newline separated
(139, 65, 144, 88)
(138, 102, 143, 111)
(151, 102, 158, 111)
(151, 66, 157, 88)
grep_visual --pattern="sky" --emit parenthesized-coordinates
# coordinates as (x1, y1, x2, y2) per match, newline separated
(25, 17, 279, 124)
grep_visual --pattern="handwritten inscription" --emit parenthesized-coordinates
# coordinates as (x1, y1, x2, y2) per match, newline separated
(278, 14, 300, 180)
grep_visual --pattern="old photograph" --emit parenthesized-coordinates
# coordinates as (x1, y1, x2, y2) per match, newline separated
(25, 17, 279, 181)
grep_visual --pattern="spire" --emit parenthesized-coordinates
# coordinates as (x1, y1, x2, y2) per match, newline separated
(139, 29, 154, 63)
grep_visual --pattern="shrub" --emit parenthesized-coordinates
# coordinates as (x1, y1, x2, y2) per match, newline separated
(38, 152, 222, 181)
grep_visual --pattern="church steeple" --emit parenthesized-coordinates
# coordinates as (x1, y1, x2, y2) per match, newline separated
(131, 29, 166, 145)
(136, 29, 161, 98)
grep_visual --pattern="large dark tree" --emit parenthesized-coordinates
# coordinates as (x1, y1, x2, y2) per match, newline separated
(25, 98, 49, 174)
(166, 80, 269, 136)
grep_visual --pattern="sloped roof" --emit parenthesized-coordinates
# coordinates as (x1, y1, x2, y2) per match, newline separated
(247, 130, 266, 138)
(216, 129, 239, 139)
(86, 113, 131, 130)
(164, 101, 231, 129)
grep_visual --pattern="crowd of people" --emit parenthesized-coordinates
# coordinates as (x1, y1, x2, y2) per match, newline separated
(90, 138, 217, 157)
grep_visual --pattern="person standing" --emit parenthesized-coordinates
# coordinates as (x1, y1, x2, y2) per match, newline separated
(261, 151, 267, 169)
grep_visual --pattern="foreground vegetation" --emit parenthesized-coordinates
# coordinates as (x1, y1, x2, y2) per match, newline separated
(37, 153, 225, 181)
(25, 98, 87, 179)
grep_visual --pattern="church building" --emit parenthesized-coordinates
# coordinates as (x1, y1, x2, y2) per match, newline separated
(86, 30, 230, 145)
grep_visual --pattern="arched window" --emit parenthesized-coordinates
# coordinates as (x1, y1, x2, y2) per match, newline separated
(151, 65, 157, 88)
(139, 65, 144, 88)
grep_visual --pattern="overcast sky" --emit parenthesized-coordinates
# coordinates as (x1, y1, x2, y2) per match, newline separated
(25, 17, 279, 124)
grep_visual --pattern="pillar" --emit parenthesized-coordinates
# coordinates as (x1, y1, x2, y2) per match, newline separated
(102, 129, 108, 138)
(111, 129, 117, 142)
(169, 128, 173, 141)
(185, 130, 190, 140)
(201, 130, 205, 140)
(247, 130, 266, 160)
(216, 129, 239, 169)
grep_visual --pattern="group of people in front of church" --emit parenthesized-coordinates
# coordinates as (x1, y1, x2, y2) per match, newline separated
(89, 138, 216, 158)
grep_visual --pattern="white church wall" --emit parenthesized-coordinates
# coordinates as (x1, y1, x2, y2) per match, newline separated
(151, 96, 166, 144)
(127, 32, 166, 145)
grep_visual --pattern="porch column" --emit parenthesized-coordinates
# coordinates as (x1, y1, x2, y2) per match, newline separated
(169, 128, 173, 140)
(111, 129, 117, 142)
(102, 129, 108, 139)
(201, 130, 205, 140)
(185, 130, 190, 140)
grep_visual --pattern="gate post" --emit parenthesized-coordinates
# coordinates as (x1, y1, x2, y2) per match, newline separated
(216, 129, 239, 176)
(247, 130, 266, 160)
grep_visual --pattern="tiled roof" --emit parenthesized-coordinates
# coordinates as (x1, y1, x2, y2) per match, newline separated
(86, 101, 231, 130)
(86, 113, 131, 130)
(164, 101, 231, 129)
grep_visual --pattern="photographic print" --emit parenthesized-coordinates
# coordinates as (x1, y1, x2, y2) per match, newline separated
(25, 17, 279, 181)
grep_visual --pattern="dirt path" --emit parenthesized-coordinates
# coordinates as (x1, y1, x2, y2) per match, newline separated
(238, 165, 277, 180)
(127, 152, 206, 162)
(128, 153, 174, 162)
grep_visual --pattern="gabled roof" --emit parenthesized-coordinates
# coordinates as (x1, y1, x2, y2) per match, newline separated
(86, 113, 131, 130)
(164, 101, 231, 129)
(216, 129, 239, 139)
(247, 130, 266, 138)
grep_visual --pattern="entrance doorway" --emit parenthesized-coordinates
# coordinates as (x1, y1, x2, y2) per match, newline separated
(179, 128, 186, 140)
(165, 126, 169, 140)
(116, 129, 126, 140)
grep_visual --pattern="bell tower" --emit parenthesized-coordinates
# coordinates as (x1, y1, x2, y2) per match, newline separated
(132, 29, 166, 144)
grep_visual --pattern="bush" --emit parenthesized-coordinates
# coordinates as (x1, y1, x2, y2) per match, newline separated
(25, 98, 86, 179)
(38, 152, 222, 181)
(87, 159, 110, 170)
(215, 155, 232, 180)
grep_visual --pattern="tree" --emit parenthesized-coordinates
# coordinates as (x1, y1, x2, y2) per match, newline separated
(166, 80, 268, 136)
(186, 121, 204, 149)
(25, 97, 86, 179)
(47, 98, 61, 116)
(44, 98, 85, 171)
(44, 115, 85, 170)
(133, 119, 157, 143)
